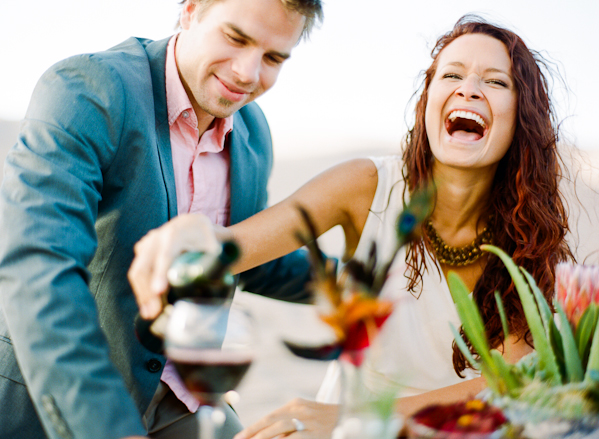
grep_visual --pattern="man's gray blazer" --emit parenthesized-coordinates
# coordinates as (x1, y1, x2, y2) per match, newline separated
(0, 37, 312, 439)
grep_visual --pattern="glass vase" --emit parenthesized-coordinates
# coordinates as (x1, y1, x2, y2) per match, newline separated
(331, 357, 402, 439)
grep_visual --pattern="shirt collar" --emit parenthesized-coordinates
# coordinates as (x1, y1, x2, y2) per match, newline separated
(165, 33, 233, 151)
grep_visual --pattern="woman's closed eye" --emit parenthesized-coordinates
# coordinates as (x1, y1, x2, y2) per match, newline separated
(442, 73, 463, 80)
(486, 79, 509, 87)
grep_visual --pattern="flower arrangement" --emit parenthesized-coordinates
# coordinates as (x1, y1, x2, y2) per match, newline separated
(284, 185, 434, 365)
(449, 245, 599, 436)
(283, 185, 434, 439)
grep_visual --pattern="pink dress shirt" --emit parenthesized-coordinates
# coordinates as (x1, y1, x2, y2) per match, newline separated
(160, 34, 234, 413)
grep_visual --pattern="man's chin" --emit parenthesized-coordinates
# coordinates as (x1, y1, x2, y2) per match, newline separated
(210, 98, 245, 118)
(197, 97, 248, 119)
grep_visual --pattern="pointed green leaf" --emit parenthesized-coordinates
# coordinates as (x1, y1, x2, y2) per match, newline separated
(490, 349, 522, 396)
(481, 244, 562, 384)
(587, 369, 599, 383)
(521, 267, 554, 337)
(447, 272, 499, 378)
(494, 291, 510, 342)
(523, 266, 568, 378)
(450, 320, 501, 395)
(555, 302, 584, 382)
(449, 322, 480, 370)
(575, 304, 598, 366)
(550, 319, 567, 380)
(585, 310, 599, 382)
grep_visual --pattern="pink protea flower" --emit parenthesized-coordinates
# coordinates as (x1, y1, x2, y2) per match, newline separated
(555, 263, 599, 327)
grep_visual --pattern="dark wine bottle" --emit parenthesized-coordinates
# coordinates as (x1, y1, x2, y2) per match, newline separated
(166, 240, 240, 304)
(134, 240, 240, 354)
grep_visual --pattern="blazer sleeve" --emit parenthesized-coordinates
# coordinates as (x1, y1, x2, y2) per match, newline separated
(238, 248, 316, 303)
(0, 55, 146, 438)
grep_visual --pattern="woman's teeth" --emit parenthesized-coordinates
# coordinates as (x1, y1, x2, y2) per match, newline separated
(448, 110, 486, 129)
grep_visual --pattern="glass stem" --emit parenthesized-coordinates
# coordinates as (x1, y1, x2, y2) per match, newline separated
(199, 405, 225, 439)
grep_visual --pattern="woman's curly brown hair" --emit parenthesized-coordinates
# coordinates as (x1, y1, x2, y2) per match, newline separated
(401, 15, 574, 375)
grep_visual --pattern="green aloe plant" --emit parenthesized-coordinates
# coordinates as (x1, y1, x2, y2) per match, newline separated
(449, 244, 599, 419)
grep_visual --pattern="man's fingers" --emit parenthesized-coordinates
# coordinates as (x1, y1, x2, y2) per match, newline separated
(139, 297, 163, 320)
(128, 238, 165, 319)
(128, 229, 173, 318)
(149, 229, 180, 296)
(128, 213, 223, 319)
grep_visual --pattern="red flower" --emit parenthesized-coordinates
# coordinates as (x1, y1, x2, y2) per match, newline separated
(319, 291, 393, 366)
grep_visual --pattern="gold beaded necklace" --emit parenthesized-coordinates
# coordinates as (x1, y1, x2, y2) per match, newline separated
(424, 219, 493, 266)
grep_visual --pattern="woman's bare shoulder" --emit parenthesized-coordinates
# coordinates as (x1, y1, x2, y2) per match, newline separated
(315, 158, 379, 190)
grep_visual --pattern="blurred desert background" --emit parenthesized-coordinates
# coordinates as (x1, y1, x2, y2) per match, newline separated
(3, 122, 599, 427)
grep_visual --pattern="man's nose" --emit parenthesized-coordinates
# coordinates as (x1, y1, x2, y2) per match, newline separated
(232, 50, 261, 85)
(455, 75, 482, 100)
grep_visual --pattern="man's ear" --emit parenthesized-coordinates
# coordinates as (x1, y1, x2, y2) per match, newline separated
(180, 1, 197, 30)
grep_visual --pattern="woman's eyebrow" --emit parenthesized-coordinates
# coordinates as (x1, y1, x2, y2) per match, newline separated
(484, 67, 512, 77)
(444, 62, 511, 77)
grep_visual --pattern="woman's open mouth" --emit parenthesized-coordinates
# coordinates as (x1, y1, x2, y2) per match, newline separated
(445, 110, 488, 141)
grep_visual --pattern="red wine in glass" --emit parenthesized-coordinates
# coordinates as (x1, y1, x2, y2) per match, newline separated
(164, 300, 255, 439)
(166, 347, 253, 406)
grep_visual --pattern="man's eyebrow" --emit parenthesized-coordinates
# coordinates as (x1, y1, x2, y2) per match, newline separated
(226, 23, 256, 44)
(226, 23, 291, 60)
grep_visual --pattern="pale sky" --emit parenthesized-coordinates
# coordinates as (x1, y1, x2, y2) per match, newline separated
(1, 0, 598, 159)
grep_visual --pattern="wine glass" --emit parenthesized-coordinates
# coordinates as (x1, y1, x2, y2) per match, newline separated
(164, 299, 255, 439)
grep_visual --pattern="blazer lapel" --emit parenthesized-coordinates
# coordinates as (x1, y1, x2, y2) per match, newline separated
(144, 37, 178, 220)
(229, 114, 256, 226)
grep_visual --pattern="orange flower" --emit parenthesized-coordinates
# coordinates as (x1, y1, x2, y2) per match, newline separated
(319, 290, 393, 351)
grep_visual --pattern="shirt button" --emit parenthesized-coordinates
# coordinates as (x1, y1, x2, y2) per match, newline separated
(182, 111, 189, 118)
(146, 359, 163, 373)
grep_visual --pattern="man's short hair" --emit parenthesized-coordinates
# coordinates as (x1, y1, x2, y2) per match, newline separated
(177, 0, 323, 40)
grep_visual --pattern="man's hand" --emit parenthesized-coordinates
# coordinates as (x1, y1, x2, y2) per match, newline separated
(128, 213, 222, 319)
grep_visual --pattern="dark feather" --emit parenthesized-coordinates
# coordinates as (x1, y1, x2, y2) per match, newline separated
(344, 242, 378, 295)
(282, 339, 343, 361)
(295, 204, 327, 278)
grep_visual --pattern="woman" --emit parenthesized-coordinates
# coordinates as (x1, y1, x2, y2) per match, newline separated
(130, 15, 572, 438)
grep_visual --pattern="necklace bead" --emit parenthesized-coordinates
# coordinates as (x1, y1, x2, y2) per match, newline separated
(424, 219, 493, 266)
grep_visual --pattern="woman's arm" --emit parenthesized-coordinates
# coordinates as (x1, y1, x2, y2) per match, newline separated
(228, 158, 378, 273)
(128, 158, 378, 319)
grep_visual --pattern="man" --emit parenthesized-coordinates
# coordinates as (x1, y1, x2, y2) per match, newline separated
(0, 0, 322, 438)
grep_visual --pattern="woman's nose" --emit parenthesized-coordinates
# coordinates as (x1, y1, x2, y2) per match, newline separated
(455, 75, 482, 100)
